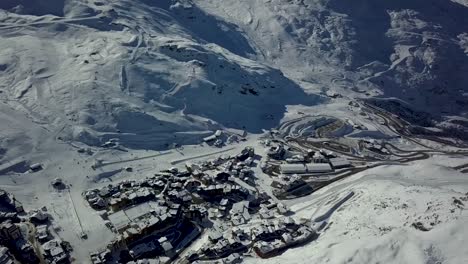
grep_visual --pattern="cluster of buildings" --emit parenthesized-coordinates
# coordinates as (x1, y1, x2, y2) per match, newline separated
(0, 246, 14, 264)
(203, 129, 247, 147)
(88, 177, 203, 263)
(276, 148, 351, 174)
(262, 142, 353, 198)
(0, 189, 38, 264)
(253, 224, 315, 258)
(85, 143, 327, 263)
(0, 190, 24, 215)
(88, 147, 267, 263)
(359, 139, 391, 159)
(0, 189, 70, 264)
(192, 216, 316, 262)
(42, 239, 70, 264)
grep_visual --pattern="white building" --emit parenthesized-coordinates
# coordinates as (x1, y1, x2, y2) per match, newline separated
(158, 237, 173, 252)
(230, 201, 251, 225)
(280, 164, 308, 174)
(280, 163, 332, 174)
(305, 163, 332, 173)
(329, 157, 351, 169)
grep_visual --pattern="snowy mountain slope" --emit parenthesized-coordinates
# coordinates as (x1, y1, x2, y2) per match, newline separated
(0, 1, 467, 264)
(1, 0, 467, 150)
(0, 0, 67, 16)
(0, 0, 321, 150)
(195, 0, 468, 117)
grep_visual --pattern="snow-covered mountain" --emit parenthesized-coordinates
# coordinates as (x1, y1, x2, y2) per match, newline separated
(0, 1, 468, 263)
(0, 0, 321, 150)
(1, 0, 467, 151)
(197, 0, 468, 114)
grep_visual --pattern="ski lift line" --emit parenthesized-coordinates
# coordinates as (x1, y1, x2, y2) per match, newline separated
(170, 147, 236, 165)
(94, 151, 172, 168)
(67, 189, 85, 237)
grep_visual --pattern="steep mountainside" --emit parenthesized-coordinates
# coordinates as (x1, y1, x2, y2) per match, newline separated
(0, 0, 320, 150)
(197, 0, 468, 115)
(0, 0, 467, 146)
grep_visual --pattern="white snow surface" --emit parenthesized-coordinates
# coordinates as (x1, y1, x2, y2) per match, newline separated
(0, 0, 467, 150)
(0, 0, 468, 263)
(0, 0, 323, 150)
(246, 158, 468, 264)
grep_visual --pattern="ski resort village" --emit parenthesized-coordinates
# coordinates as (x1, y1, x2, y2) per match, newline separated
(1, 0, 468, 263)
(1, 97, 468, 264)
